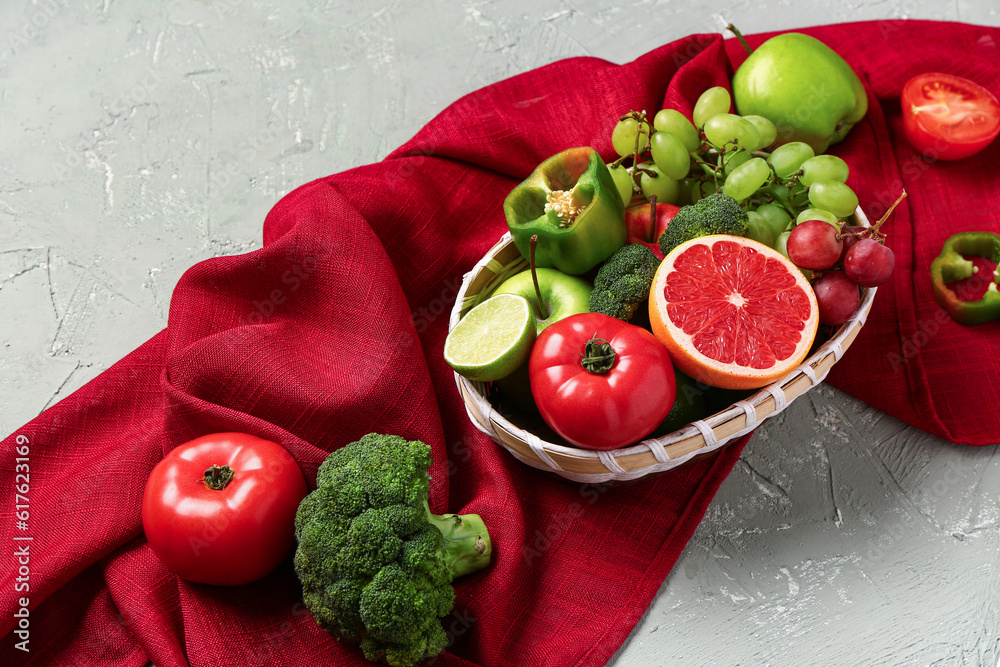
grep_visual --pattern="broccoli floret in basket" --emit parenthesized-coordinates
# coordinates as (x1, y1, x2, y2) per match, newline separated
(294, 433, 492, 667)
(589, 244, 661, 321)
(658, 192, 749, 257)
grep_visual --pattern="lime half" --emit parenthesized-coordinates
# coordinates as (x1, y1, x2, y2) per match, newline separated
(444, 294, 536, 382)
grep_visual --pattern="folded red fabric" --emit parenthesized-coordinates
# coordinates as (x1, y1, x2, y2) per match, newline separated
(724, 22, 1000, 445)
(1, 19, 997, 667)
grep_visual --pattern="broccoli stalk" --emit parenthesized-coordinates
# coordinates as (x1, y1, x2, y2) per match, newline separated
(657, 192, 749, 257)
(425, 504, 490, 578)
(294, 434, 492, 667)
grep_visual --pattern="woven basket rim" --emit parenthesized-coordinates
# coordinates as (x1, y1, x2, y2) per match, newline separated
(449, 208, 875, 482)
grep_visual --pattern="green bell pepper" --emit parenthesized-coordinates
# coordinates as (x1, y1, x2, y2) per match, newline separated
(503, 147, 626, 276)
(930, 231, 1000, 325)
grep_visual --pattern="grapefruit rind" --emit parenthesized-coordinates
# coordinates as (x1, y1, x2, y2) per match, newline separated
(649, 235, 819, 390)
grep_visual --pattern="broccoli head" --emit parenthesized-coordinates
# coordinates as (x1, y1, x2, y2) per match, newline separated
(294, 433, 491, 667)
(657, 192, 749, 257)
(588, 244, 660, 321)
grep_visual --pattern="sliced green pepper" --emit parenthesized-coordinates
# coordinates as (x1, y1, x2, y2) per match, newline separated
(930, 231, 1000, 325)
(503, 147, 626, 276)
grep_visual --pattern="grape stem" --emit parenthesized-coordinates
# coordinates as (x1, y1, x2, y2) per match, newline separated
(868, 190, 907, 241)
(837, 190, 907, 244)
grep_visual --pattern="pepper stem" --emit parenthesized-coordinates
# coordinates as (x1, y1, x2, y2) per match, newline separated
(580, 336, 616, 374)
(199, 464, 235, 490)
(529, 235, 548, 319)
(727, 23, 753, 56)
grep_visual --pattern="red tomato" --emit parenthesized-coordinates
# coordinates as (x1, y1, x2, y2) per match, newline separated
(901, 72, 1000, 160)
(528, 312, 676, 450)
(142, 432, 308, 586)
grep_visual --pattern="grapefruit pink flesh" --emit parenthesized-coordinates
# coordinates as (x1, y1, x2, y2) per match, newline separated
(650, 235, 819, 390)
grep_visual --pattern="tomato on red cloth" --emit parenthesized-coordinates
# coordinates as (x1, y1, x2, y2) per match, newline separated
(142, 433, 307, 586)
(901, 72, 1000, 160)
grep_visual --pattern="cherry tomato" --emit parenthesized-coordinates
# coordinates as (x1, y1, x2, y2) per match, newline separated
(528, 312, 676, 450)
(142, 432, 308, 586)
(901, 72, 1000, 160)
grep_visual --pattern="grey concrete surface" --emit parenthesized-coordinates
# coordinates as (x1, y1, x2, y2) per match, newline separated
(2, 1, 999, 665)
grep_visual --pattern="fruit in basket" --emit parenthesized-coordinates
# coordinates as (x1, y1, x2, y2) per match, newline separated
(901, 72, 1000, 161)
(294, 434, 491, 667)
(624, 198, 680, 259)
(443, 294, 536, 382)
(589, 244, 661, 322)
(731, 32, 868, 153)
(844, 237, 895, 287)
(807, 179, 859, 218)
(653, 108, 700, 152)
(693, 86, 732, 128)
(812, 270, 860, 326)
(649, 235, 819, 390)
(658, 193, 749, 258)
(504, 146, 626, 275)
(494, 268, 592, 335)
(786, 219, 844, 270)
(529, 312, 676, 450)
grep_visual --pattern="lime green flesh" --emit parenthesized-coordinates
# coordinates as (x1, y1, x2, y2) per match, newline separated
(444, 294, 536, 383)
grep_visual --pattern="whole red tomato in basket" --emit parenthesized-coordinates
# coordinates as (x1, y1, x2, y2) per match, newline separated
(528, 312, 676, 450)
(142, 432, 307, 586)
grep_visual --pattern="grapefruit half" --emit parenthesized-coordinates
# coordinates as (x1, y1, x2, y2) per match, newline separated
(649, 235, 819, 390)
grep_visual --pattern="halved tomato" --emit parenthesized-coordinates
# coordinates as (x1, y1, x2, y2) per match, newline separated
(901, 72, 1000, 161)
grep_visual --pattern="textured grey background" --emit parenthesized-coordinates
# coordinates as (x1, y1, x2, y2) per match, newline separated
(2, 2, 999, 666)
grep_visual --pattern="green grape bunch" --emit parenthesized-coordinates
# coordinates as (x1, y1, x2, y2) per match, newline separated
(605, 86, 860, 256)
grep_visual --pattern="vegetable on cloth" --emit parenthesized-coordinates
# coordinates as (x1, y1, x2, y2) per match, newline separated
(141, 432, 308, 586)
(930, 231, 1000, 325)
(2, 20, 1000, 666)
(294, 434, 491, 667)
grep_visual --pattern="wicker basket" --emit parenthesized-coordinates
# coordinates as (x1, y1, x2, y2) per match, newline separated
(449, 209, 875, 483)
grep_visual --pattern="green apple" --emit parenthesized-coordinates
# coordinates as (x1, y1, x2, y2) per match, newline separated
(731, 33, 867, 154)
(493, 268, 592, 335)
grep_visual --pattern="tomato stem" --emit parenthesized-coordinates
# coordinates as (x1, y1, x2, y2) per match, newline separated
(580, 336, 616, 374)
(199, 464, 235, 490)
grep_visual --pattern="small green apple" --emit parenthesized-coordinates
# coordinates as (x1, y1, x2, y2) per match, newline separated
(732, 33, 867, 154)
(493, 268, 592, 335)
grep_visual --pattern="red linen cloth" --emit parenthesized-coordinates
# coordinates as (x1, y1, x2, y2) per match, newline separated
(1, 18, 998, 667)
(723, 22, 1000, 445)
